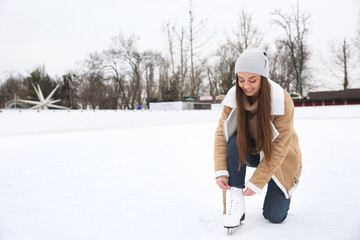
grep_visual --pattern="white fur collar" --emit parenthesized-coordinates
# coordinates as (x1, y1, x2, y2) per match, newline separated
(221, 79, 285, 115)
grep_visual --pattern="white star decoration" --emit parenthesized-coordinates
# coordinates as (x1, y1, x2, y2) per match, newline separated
(18, 83, 69, 110)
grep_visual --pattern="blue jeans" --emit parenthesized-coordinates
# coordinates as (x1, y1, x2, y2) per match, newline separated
(227, 134, 290, 223)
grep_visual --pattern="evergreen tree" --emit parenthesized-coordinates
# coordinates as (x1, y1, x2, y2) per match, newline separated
(25, 65, 58, 101)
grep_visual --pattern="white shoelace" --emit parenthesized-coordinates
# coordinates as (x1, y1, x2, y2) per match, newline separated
(228, 188, 241, 216)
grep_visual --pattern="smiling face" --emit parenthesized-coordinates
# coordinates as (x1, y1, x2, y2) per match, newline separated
(237, 72, 262, 98)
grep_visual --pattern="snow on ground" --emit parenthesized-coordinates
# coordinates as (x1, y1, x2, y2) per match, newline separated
(0, 105, 360, 240)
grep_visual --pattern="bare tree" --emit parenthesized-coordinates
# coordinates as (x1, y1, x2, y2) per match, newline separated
(60, 72, 79, 109)
(189, 0, 196, 97)
(271, 9, 311, 95)
(116, 33, 142, 108)
(352, 13, 360, 87)
(162, 20, 189, 101)
(176, 27, 188, 99)
(354, 13, 360, 61)
(269, 40, 295, 92)
(158, 57, 178, 102)
(103, 45, 130, 109)
(160, 1, 209, 99)
(106, 33, 149, 109)
(142, 51, 162, 106)
(206, 64, 219, 97)
(228, 9, 263, 54)
(212, 8, 263, 95)
(162, 21, 180, 101)
(355, 14, 360, 47)
(188, 0, 208, 97)
(164, 22, 177, 77)
(329, 38, 353, 90)
(77, 53, 109, 109)
(0, 74, 27, 108)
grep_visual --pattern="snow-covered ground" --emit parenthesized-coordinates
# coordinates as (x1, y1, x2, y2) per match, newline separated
(0, 105, 360, 240)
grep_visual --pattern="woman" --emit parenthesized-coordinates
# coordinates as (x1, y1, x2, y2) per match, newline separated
(214, 49, 302, 232)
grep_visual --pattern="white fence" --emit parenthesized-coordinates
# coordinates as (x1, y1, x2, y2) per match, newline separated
(149, 101, 222, 111)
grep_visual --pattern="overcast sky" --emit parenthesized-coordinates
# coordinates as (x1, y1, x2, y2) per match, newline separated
(0, 0, 359, 89)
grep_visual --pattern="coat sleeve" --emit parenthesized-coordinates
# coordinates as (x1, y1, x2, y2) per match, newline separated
(247, 91, 294, 193)
(214, 105, 233, 178)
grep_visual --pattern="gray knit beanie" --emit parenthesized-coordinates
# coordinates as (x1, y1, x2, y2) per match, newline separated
(234, 49, 269, 78)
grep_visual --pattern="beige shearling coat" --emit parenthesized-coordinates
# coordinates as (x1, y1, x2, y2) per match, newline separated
(214, 79, 302, 199)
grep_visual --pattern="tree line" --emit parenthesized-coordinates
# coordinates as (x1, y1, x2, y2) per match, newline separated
(1, 4, 359, 110)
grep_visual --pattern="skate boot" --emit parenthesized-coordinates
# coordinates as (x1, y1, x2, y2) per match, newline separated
(224, 187, 245, 234)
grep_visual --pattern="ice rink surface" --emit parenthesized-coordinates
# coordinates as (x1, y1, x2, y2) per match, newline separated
(1, 105, 360, 240)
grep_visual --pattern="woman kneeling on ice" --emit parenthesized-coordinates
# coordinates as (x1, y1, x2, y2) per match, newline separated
(214, 49, 302, 233)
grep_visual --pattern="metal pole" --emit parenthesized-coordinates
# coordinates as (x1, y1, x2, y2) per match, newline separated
(297, 0, 302, 97)
(14, 93, 17, 109)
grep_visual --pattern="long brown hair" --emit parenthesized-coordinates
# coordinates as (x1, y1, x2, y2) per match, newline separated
(235, 76, 272, 165)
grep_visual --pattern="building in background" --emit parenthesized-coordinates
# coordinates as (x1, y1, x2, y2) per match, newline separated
(293, 89, 360, 107)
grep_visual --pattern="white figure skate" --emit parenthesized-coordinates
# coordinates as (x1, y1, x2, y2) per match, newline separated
(224, 187, 245, 235)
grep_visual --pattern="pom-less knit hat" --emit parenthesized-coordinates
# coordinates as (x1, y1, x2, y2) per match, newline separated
(234, 48, 269, 78)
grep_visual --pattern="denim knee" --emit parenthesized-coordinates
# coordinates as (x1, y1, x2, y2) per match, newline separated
(262, 211, 288, 224)
(262, 180, 290, 224)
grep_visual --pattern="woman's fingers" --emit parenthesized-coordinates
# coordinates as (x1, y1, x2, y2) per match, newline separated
(216, 178, 256, 195)
(243, 187, 255, 196)
(216, 177, 230, 190)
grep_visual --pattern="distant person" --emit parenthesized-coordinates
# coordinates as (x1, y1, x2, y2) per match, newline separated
(214, 49, 302, 234)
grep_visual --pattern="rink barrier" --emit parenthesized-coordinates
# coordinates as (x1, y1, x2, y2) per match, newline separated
(1, 104, 360, 136)
(0, 109, 221, 136)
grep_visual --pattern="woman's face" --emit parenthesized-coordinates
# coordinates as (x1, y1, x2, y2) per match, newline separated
(237, 72, 261, 97)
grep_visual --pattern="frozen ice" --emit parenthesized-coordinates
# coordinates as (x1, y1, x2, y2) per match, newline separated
(0, 105, 359, 240)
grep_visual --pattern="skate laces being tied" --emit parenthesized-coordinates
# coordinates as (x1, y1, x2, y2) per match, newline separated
(228, 188, 241, 215)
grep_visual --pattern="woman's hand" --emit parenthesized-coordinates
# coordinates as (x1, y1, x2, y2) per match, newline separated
(216, 177, 256, 196)
(243, 187, 255, 196)
(216, 177, 230, 190)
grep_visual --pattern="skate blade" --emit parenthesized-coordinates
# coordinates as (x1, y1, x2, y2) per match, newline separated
(225, 214, 245, 235)
(226, 226, 240, 235)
